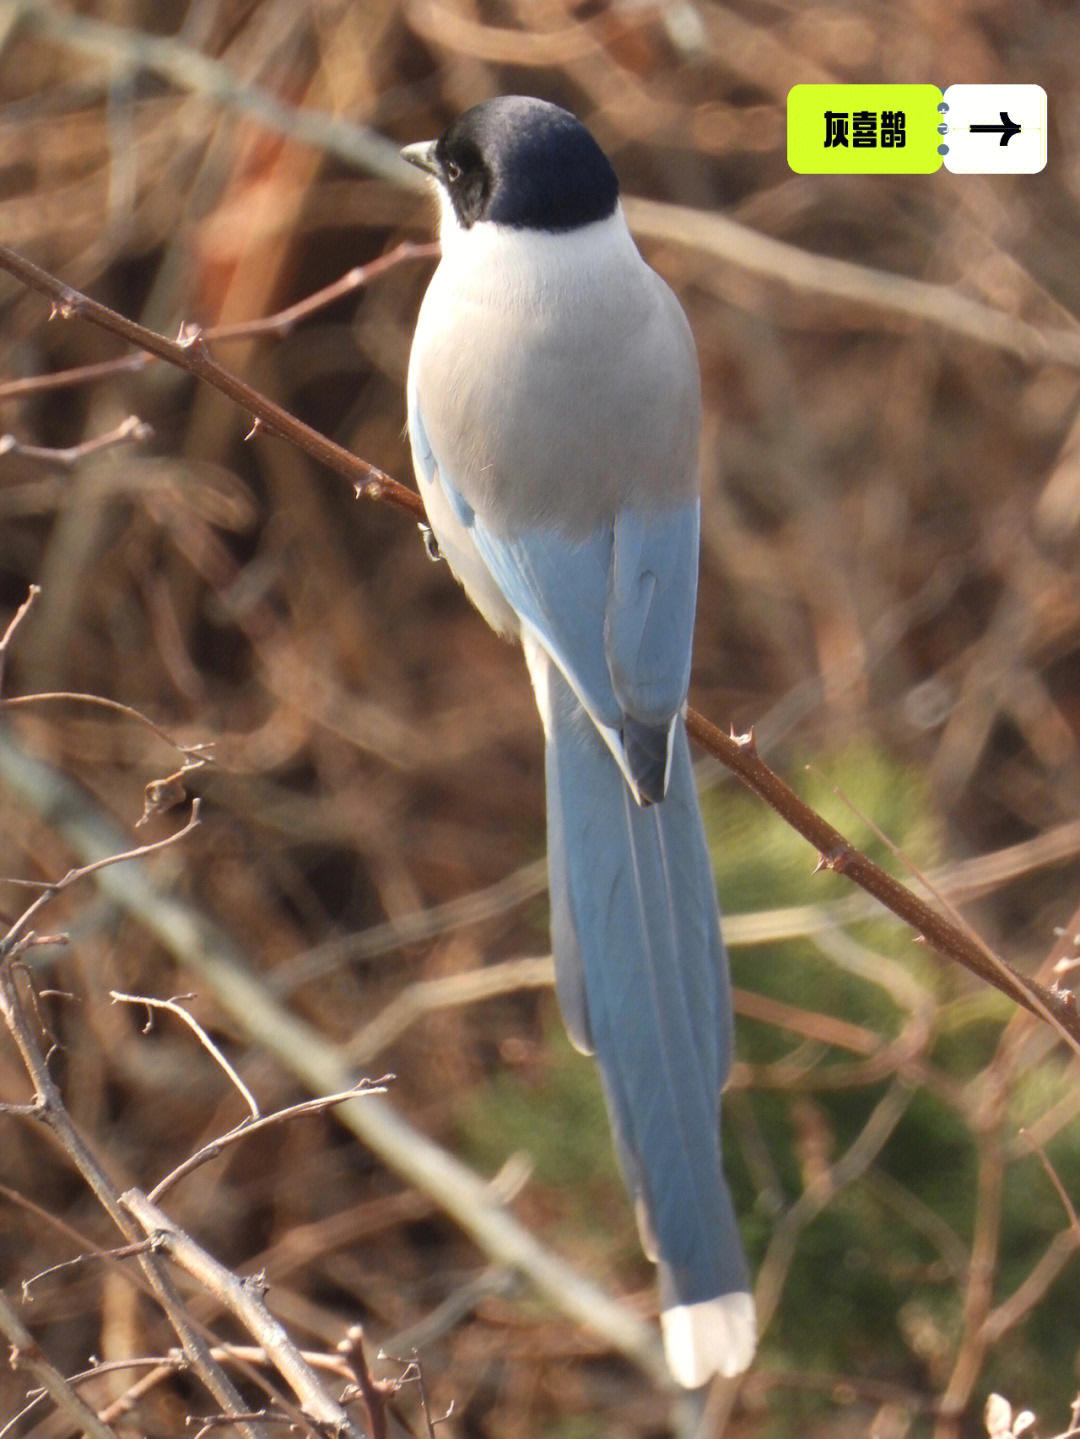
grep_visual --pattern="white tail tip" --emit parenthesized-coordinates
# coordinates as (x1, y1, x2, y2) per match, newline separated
(661, 1292, 757, 1388)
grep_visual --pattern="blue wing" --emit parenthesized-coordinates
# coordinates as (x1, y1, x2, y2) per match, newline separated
(414, 415, 700, 800)
(470, 494, 698, 800)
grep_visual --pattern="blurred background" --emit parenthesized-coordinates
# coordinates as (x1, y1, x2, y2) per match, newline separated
(2, 2, 1080, 1436)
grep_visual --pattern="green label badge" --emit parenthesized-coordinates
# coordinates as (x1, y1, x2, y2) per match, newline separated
(788, 85, 944, 174)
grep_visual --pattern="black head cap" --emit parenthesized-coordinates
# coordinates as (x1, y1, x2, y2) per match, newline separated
(410, 97, 619, 233)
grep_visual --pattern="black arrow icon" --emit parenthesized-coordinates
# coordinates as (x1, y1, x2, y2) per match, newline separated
(969, 112, 1022, 146)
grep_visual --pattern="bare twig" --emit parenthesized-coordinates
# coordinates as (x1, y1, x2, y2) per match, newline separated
(346, 957, 555, 1064)
(0, 798, 262, 1434)
(0, 584, 39, 696)
(0, 414, 151, 467)
(936, 1086, 1008, 1436)
(189, 1409, 295, 1435)
(0, 967, 261, 1436)
(208, 241, 440, 341)
(0, 1099, 41, 1117)
(389, 1356, 451, 1438)
(753, 1080, 915, 1338)
(337, 1326, 391, 1439)
(2, 800, 201, 954)
(0, 1183, 386, 1432)
(0, 1288, 118, 1439)
(381, 1265, 516, 1364)
(120, 1189, 367, 1438)
(0, 688, 212, 771)
(21, 1236, 161, 1299)
(110, 989, 261, 1122)
(273, 857, 548, 993)
(97, 1342, 360, 1427)
(2, 1342, 363, 1435)
(979, 1226, 1080, 1347)
(150, 1079, 392, 1202)
(1022, 1128, 1080, 1235)
(0, 1181, 165, 1301)
(0, 351, 153, 400)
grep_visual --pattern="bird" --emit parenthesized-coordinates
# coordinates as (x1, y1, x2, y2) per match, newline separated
(402, 95, 755, 1388)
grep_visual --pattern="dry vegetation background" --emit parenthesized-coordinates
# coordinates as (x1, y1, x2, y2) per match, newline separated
(3, 1, 1080, 1436)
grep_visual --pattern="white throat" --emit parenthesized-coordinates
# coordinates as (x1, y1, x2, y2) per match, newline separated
(432, 195, 645, 298)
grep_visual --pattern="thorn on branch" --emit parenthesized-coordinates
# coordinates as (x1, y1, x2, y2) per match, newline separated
(242, 1272, 268, 1299)
(814, 843, 854, 875)
(1052, 985, 1077, 1015)
(48, 289, 81, 321)
(729, 725, 758, 756)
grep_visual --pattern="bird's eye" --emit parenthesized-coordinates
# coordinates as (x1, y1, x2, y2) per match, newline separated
(444, 159, 462, 183)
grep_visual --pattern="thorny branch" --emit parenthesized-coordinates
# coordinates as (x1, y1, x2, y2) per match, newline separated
(0, 241, 425, 519)
(0, 240, 439, 399)
(686, 713, 1080, 1047)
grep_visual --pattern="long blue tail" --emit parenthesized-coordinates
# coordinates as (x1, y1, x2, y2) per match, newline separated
(540, 654, 754, 1384)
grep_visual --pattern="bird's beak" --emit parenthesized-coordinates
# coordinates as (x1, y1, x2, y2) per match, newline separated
(401, 140, 440, 178)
